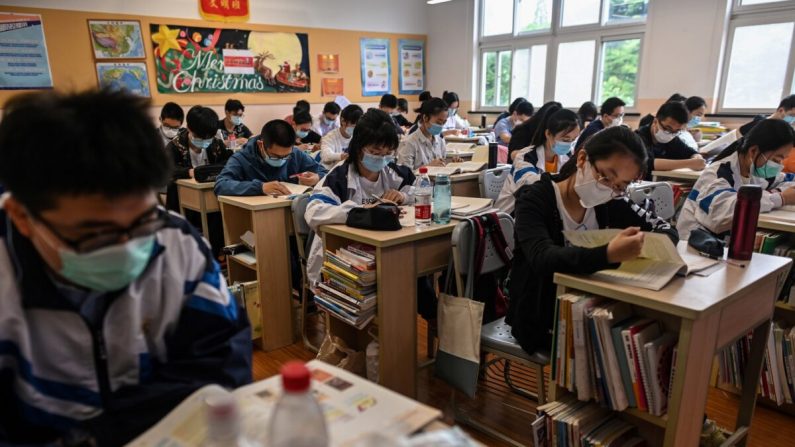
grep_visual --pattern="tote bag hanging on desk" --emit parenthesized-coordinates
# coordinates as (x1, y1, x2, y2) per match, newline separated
(434, 293, 484, 398)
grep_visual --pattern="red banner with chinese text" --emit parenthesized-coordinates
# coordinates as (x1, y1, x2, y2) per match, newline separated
(199, 0, 250, 23)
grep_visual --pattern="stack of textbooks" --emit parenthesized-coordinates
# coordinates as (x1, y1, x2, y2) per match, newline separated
(752, 230, 795, 305)
(718, 320, 795, 406)
(552, 294, 678, 417)
(315, 244, 377, 329)
(534, 396, 647, 447)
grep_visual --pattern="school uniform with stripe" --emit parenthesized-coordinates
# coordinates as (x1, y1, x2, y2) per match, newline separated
(495, 145, 569, 214)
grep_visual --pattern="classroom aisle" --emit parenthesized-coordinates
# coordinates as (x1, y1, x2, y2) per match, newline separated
(251, 316, 795, 446)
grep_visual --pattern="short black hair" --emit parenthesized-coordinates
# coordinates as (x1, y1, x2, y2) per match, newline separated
(779, 94, 795, 111)
(600, 97, 626, 116)
(186, 105, 220, 139)
(295, 99, 310, 113)
(340, 104, 364, 125)
(346, 109, 400, 175)
(160, 102, 184, 122)
(0, 89, 172, 212)
(414, 97, 448, 118)
(418, 91, 432, 102)
(685, 96, 707, 112)
(515, 101, 534, 117)
(667, 93, 687, 103)
(224, 99, 244, 113)
(323, 101, 341, 115)
(293, 111, 313, 125)
(397, 98, 409, 113)
(380, 94, 398, 108)
(509, 97, 528, 114)
(656, 101, 689, 125)
(260, 119, 296, 149)
(442, 91, 459, 106)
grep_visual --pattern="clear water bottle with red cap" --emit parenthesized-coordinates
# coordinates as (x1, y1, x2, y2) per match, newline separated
(203, 391, 259, 447)
(414, 167, 433, 227)
(267, 361, 329, 447)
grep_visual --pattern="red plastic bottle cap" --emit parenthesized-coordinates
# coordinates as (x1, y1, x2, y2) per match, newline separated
(281, 361, 311, 392)
(419, 167, 428, 174)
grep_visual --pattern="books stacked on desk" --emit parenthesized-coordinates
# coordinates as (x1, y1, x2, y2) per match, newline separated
(315, 244, 377, 329)
(534, 396, 647, 447)
(551, 294, 678, 417)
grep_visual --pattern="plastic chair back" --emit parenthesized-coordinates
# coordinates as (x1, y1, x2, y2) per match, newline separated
(478, 166, 511, 201)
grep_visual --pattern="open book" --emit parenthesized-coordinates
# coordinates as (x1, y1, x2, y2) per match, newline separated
(422, 161, 487, 177)
(699, 129, 737, 157)
(563, 229, 719, 291)
(445, 142, 477, 156)
(278, 181, 313, 197)
(451, 197, 494, 218)
(129, 360, 441, 447)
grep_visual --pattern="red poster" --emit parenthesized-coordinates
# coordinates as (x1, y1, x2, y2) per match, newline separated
(199, 0, 250, 23)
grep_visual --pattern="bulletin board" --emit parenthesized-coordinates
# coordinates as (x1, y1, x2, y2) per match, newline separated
(0, 5, 426, 107)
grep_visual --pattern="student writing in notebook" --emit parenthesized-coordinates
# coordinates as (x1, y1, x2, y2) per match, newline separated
(496, 106, 581, 214)
(293, 110, 322, 152)
(313, 101, 341, 137)
(284, 99, 310, 126)
(441, 91, 468, 136)
(635, 101, 706, 177)
(678, 96, 707, 151)
(158, 101, 184, 147)
(494, 97, 529, 126)
(319, 104, 363, 171)
(494, 100, 534, 144)
(574, 97, 625, 153)
(398, 98, 453, 169)
(506, 127, 678, 355)
(677, 119, 795, 240)
(217, 98, 253, 145)
(214, 119, 327, 197)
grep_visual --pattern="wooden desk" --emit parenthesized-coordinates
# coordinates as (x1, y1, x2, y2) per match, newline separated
(550, 246, 791, 447)
(320, 221, 457, 398)
(651, 168, 702, 182)
(759, 209, 795, 233)
(176, 179, 219, 240)
(218, 195, 295, 351)
(428, 172, 481, 198)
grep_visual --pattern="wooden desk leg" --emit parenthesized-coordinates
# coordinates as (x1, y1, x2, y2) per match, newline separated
(666, 312, 720, 447)
(377, 242, 418, 398)
(252, 207, 294, 351)
(199, 192, 210, 241)
(735, 319, 772, 447)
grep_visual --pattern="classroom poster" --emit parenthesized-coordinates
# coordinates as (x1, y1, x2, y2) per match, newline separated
(322, 78, 343, 96)
(150, 24, 310, 93)
(88, 20, 145, 59)
(317, 53, 339, 73)
(0, 13, 52, 90)
(398, 39, 424, 95)
(199, 0, 250, 23)
(360, 38, 390, 97)
(96, 62, 151, 97)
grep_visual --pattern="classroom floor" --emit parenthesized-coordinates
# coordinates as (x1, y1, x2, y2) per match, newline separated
(251, 315, 795, 446)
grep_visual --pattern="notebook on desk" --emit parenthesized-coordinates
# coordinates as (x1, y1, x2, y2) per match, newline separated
(278, 182, 313, 197)
(445, 142, 477, 155)
(421, 161, 487, 176)
(451, 197, 494, 218)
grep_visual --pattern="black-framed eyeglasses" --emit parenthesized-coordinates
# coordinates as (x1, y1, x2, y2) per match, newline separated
(592, 163, 639, 198)
(33, 206, 168, 253)
(265, 150, 293, 161)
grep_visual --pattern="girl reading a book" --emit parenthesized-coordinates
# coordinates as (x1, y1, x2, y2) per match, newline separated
(677, 118, 795, 241)
(397, 98, 451, 169)
(495, 105, 581, 215)
(506, 126, 678, 355)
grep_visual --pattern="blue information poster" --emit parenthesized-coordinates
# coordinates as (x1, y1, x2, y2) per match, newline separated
(360, 38, 390, 97)
(0, 12, 53, 90)
(398, 39, 424, 95)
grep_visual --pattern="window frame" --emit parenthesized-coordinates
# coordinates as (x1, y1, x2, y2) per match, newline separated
(717, 6, 795, 113)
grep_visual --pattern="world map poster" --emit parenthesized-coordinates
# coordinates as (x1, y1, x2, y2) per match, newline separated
(150, 24, 310, 94)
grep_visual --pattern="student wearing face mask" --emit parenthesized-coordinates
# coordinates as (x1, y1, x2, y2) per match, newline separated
(214, 119, 327, 197)
(494, 100, 535, 144)
(378, 93, 405, 135)
(506, 126, 678, 355)
(313, 101, 341, 137)
(636, 101, 705, 177)
(397, 98, 450, 169)
(0, 90, 251, 445)
(678, 96, 708, 151)
(573, 97, 625, 153)
(293, 110, 322, 152)
(508, 101, 562, 162)
(441, 91, 469, 136)
(158, 101, 184, 146)
(739, 94, 795, 136)
(577, 101, 598, 129)
(494, 97, 528, 126)
(319, 104, 363, 170)
(677, 119, 795, 240)
(218, 99, 253, 146)
(496, 106, 580, 214)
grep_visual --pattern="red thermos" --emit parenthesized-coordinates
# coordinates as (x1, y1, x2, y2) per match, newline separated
(728, 184, 763, 261)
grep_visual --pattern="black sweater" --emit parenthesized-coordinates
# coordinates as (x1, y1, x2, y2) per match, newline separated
(506, 173, 679, 354)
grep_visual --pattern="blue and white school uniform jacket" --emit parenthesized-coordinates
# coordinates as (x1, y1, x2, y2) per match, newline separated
(677, 151, 795, 240)
(0, 204, 251, 445)
(304, 162, 415, 284)
(495, 145, 570, 214)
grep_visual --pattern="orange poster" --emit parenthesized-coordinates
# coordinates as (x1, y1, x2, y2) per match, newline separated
(317, 54, 340, 73)
(322, 78, 344, 96)
(199, 0, 250, 22)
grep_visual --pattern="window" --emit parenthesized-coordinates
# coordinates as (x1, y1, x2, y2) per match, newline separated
(478, 0, 646, 109)
(718, 1, 795, 111)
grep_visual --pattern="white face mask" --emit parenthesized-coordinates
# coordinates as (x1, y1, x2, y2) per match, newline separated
(161, 126, 179, 139)
(654, 124, 678, 144)
(573, 160, 615, 208)
(607, 116, 623, 128)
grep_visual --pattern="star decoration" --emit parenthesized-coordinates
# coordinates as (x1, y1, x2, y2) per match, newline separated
(151, 25, 181, 58)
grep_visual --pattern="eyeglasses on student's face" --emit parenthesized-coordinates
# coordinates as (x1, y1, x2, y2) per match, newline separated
(591, 163, 640, 198)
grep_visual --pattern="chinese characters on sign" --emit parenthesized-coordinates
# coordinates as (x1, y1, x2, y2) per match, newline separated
(199, 0, 250, 23)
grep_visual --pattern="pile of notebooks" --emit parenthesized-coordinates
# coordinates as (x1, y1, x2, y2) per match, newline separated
(718, 320, 795, 406)
(534, 396, 647, 447)
(315, 244, 377, 329)
(753, 231, 795, 305)
(552, 294, 678, 417)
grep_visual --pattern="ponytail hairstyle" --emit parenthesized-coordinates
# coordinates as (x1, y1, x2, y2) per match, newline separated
(557, 126, 648, 181)
(442, 91, 459, 107)
(713, 118, 795, 162)
(414, 97, 448, 125)
(529, 106, 579, 148)
(509, 101, 562, 151)
(346, 109, 400, 175)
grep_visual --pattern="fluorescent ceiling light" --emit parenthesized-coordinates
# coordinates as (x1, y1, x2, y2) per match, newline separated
(427, 0, 453, 4)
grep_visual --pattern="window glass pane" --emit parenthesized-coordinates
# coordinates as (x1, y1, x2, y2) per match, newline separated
(511, 45, 547, 106)
(555, 40, 596, 106)
(512, 49, 530, 101)
(517, 0, 553, 33)
(562, 0, 600, 27)
(741, 0, 788, 5)
(482, 52, 497, 106)
(483, 0, 514, 36)
(724, 22, 793, 109)
(605, 0, 648, 23)
(599, 38, 641, 107)
(498, 51, 513, 106)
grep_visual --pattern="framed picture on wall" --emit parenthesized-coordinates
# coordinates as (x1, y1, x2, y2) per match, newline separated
(95, 62, 151, 97)
(88, 20, 145, 59)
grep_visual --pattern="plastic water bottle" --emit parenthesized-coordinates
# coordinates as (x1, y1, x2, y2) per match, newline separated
(414, 167, 433, 227)
(267, 361, 329, 447)
(228, 132, 237, 150)
(433, 174, 452, 225)
(203, 391, 259, 447)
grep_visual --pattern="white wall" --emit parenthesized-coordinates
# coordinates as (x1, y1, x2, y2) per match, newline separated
(2, 0, 429, 34)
